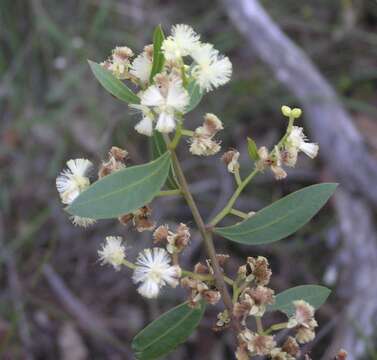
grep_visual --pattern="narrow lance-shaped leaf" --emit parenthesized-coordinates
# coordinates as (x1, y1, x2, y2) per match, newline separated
(88, 60, 140, 104)
(149, 25, 165, 82)
(150, 131, 179, 190)
(214, 183, 337, 245)
(184, 80, 203, 113)
(67, 152, 171, 219)
(267, 285, 331, 317)
(132, 302, 205, 360)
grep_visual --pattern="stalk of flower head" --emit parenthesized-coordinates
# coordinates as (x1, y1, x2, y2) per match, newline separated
(55, 24, 342, 359)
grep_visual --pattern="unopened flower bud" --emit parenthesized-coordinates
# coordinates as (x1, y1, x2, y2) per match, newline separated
(291, 108, 302, 118)
(281, 105, 292, 117)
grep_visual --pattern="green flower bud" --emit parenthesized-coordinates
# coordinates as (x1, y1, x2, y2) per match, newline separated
(281, 105, 292, 117)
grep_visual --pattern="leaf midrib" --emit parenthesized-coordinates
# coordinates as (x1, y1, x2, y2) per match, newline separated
(135, 305, 199, 355)
(217, 200, 307, 238)
(216, 186, 333, 239)
(71, 154, 169, 209)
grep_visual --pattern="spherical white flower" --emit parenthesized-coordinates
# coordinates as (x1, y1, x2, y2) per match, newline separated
(161, 24, 200, 61)
(132, 248, 181, 299)
(56, 159, 92, 205)
(141, 78, 189, 133)
(191, 43, 232, 92)
(130, 52, 152, 85)
(98, 236, 126, 271)
(286, 126, 319, 160)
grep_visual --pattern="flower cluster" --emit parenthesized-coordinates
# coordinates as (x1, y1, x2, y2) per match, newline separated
(101, 24, 231, 140)
(153, 223, 191, 254)
(55, 23, 332, 359)
(254, 106, 318, 180)
(189, 113, 223, 156)
(287, 300, 318, 344)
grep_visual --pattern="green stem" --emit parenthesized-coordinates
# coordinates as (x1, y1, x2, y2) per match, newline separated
(229, 208, 250, 220)
(234, 169, 242, 186)
(181, 270, 234, 285)
(166, 138, 240, 332)
(168, 122, 183, 150)
(157, 189, 182, 197)
(255, 316, 264, 334)
(122, 259, 136, 270)
(181, 129, 194, 137)
(264, 322, 288, 335)
(210, 168, 259, 227)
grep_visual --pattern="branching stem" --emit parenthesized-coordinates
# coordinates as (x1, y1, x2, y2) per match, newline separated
(166, 138, 240, 332)
(210, 168, 259, 227)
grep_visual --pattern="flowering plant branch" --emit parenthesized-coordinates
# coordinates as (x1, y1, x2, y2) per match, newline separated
(55, 24, 345, 359)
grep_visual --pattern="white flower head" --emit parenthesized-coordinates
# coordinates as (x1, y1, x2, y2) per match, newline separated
(191, 43, 232, 92)
(98, 236, 126, 271)
(286, 126, 319, 160)
(141, 76, 189, 133)
(132, 248, 181, 298)
(56, 159, 92, 205)
(162, 24, 200, 61)
(130, 51, 152, 85)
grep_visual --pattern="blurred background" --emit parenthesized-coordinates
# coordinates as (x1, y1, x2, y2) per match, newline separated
(1, 0, 377, 359)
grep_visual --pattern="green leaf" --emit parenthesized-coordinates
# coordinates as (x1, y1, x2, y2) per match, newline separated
(247, 137, 259, 161)
(67, 152, 171, 219)
(149, 25, 165, 82)
(268, 285, 331, 316)
(184, 80, 203, 113)
(150, 131, 179, 190)
(88, 60, 140, 104)
(214, 183, 337, 245)
(132, 302, 205, 360)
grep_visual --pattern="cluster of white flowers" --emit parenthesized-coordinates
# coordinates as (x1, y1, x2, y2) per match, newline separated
(56, 159, 96, 227)
(101, 24, 232, 137)
(287, 300, 318, 344)
(190, 113, 223, 156)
